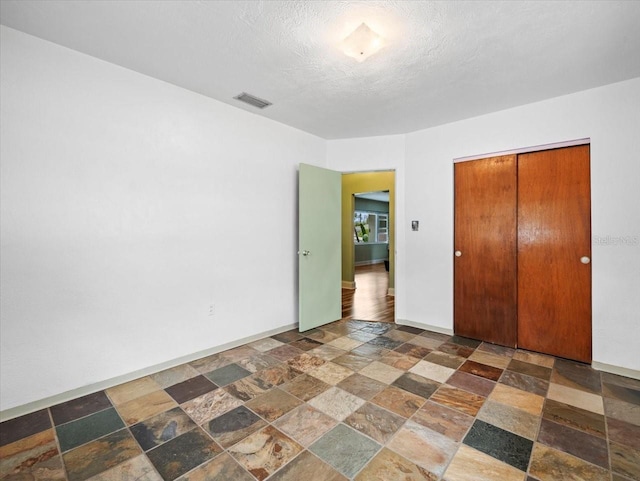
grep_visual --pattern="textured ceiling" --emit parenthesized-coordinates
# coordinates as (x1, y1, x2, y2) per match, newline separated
(1, 0, 640, 139)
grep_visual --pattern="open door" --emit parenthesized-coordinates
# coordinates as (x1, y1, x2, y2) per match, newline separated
(298, 164, 342, 331)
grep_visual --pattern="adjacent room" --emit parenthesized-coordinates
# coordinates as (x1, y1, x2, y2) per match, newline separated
(1, 1, 639, 480)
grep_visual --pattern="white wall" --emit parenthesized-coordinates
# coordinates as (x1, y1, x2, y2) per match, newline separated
(0, 27, 326, 411)
(328, 78, 640, 373)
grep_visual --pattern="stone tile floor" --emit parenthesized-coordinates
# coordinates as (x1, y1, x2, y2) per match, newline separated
(1, 319, 639, 481)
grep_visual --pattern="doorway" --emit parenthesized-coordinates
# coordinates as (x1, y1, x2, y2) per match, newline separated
(341, 171, 396, 323)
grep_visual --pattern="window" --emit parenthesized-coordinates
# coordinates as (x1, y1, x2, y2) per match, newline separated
(354, 211, 388, 243)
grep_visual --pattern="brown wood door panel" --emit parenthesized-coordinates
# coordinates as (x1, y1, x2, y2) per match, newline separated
(454, 155, 517, 347)
(517, 145, 592, 362)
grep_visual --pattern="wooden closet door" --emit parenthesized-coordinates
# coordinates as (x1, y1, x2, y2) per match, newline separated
(517, 145, 591, 362)
(454, 155, 517, 347)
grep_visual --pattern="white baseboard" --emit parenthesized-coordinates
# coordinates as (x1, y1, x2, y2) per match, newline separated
(342, 280, 356, 289)
(592, 361, 640, 380)
(387, 288, 395, 297)
(0, 323, 298, 422)
(396, 319, 453, 335)
(354, 259, 386, 267)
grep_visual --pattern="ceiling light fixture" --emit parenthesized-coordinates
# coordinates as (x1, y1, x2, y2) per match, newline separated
(342, 23, 385, 62)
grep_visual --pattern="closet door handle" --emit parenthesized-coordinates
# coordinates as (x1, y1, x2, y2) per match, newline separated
(580, 256, 590, 264)
(455, 251, 462, 257)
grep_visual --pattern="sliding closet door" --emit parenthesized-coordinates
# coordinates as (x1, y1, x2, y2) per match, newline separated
(454, 155, 517, 347)
(518, 145, 591, 362)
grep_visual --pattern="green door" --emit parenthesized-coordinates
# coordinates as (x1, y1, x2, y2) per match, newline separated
(298, 163, 342, 332)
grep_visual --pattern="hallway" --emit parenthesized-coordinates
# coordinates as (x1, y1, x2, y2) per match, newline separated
(342, 263, 394, 323)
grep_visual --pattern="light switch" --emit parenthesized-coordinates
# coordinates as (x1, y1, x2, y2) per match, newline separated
(411, 220, 419, 231)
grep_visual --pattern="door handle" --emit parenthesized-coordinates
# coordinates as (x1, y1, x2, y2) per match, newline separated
(455, 251, 462, 257)
(580, 256, 590, 264)
(299, 250, 311, 256)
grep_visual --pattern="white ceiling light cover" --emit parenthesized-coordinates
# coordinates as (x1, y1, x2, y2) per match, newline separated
(341, 22, 385, 62)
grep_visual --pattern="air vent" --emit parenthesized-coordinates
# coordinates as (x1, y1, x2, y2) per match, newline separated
(233, 92, 272, 109)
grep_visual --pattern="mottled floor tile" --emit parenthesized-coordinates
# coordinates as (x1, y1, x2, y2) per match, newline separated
(380, 352, 421, 370)
(249, 337, 285, 352)
(181, 389, 243, 424)
(337, 373, 387, 400)
(463, 420, 533, 471)
(551, 359, 602, 394)
(366, 336, 404, 350)
(62, 428, 142, 481)
(547, 383, 604, 415)
(85, 454, 161, 481)
(50, 391, 113, 425)
(394, 342, 431, 359)
(347, 330, 379, 343)
(270, 450, 347, 481)
(107, 377, 162, 406)
(397, 325, 425, 335)
(359, 360, 404, 384)
(205, 363, 252, 386)
(489, 383, 544, 416)
(280, 373, 331, 401)
(603, 382, 640, 406)
(345, 402, 406, 444)
(308, 387, 366, 421)
(431, 384, 486, 416)
(529, 443, 610, 481)
(412, 401, 474, 442)
(176, 452, 254, 481)
(542, 399, 606, 438)
(189, 353, 231, 374)
(372, 386, 426, 418)
(286, 353, 326, 373)
(419, 331, 451, 342)
(116, 390, 177, 425)
(307, 344, 347, 361)
(410, 360, 455, 383)
(304, 328, 342, 344)
(56, 407, 124, 452)
(393, 372, 440, 399)
(507, 359, 552, 381)
(130, 407, 196, 451)
(0, 429, 65, 481)
(458, 360, 503, 381)
(443, 444, 525, 481)
(289, 338, 324, 352)
(500, 370, 549, 396)
(450, 336, 482, 348)
(351, 343, 390, 360)
(309, 424, 380, 478)
(253, 364, 301, 387)
(265, 344, 305, 362)
(385, 329, 417, 342)
(332, 353, 373, 371)
(204, 405, 267, 448)
(477, 343, 516, 358)
(245, 388, 303, 422)
(271, 330, 304, 344)
(151, 365, 199, 389)
(387, 420, 458, 477)
(327, 336, 365, 351)
(438, 342, 475, 358)
(224, 374, 273, 402)
(447, 370, 496, 397)
(221, 345, 260, 363)
(146, 428, 222, 481)
(477, 400, 540, 440)
(469, 351, 511, 370)
(236, 353, 282, 374)
(273, 404, 338, 447)
(609, 440, 640, 480)
(512, 350, 555, 368)
(308, 362, 354, 385)
(537, 418, 609, 468)
(355, 447, 436, 481)
(165, 375, 217, 404)
(227, 426, 303, 481)
(424, 350, 466, 370)
(604, 397, 640, 426)
(0, 409, 51, 447)
(602, 372, 640, 391)
(410, 336, 447, 351)
(607, 417, 640, 450)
